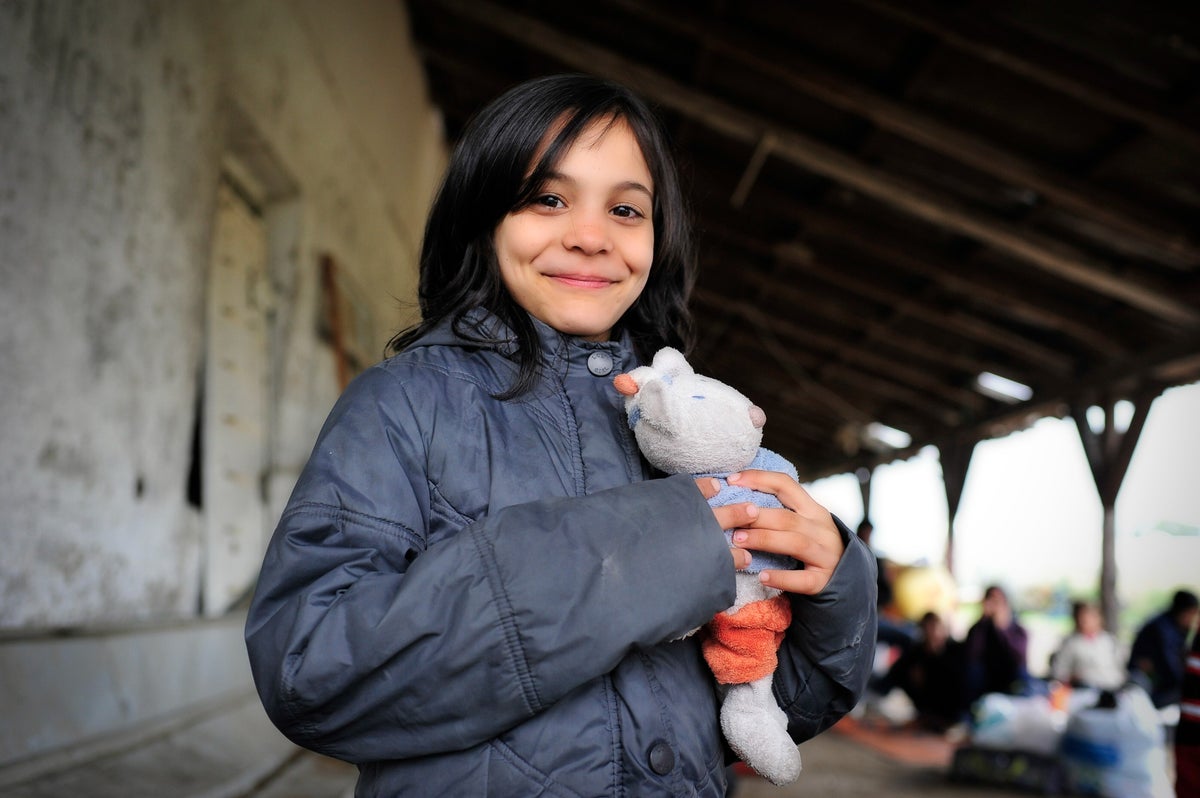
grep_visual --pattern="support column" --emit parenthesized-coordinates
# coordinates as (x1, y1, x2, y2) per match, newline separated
(938, 435, 977, 576)
(1071, 385, 1159, 634)
(856, 465, 873, 528)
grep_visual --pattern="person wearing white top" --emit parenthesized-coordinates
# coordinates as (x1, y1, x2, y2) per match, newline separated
(1050, 600, 1126, 690)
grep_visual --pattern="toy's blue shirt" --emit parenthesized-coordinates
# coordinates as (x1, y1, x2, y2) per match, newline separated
(699, 448, 800, 573)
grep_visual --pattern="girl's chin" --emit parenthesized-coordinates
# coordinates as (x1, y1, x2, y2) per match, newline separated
(539, 316, 614, 341)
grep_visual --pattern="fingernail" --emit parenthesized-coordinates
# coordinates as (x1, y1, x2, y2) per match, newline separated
(745, 504, 758, 518)
(759, 571, 771, 584)
(727, 472, 741, 483)
(708, 478, 721, 493)
(733, 531, 748, 543)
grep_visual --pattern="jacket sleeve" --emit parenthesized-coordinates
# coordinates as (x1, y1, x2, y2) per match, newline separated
(772, 516, 878, 741)
(244, 367, 736, 764)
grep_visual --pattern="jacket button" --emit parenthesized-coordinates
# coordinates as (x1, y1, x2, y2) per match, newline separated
(587, 351, 614, 376)
(647, 740, 675, 775)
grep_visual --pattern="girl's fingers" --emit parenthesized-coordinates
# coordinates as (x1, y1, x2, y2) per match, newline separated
(758, 567, 829, 594)
(717, 471, 846, 595)
(707, 471, 846, 593)
(731, 516, 841, 570)
(727, 469, 823, 516)
(711, 501, 758, 532)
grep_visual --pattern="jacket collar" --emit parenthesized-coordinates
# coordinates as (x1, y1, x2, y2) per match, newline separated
(411, 308, 638, 378)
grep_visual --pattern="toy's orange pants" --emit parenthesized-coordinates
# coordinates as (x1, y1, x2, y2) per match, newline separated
(702, 595, 792, 684)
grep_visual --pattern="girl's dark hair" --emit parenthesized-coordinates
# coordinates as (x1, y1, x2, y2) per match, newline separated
(387, 73, 696, 398)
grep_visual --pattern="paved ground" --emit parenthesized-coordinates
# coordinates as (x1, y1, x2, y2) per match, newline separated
(732, 725, 1037, 798)
(280, 728, 1042, 798)
(267, 720, 1044, 798)
(4, 696, 1170, 797)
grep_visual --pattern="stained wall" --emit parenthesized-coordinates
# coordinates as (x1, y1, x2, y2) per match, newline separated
(0, 0, 446, 631)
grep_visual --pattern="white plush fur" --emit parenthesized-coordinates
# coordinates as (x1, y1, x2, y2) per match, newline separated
(618, 348, 802, 785)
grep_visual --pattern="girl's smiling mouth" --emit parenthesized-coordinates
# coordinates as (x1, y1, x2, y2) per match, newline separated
(549, 273, 615, 289)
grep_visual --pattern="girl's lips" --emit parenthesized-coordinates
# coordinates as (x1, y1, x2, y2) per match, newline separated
(548, 274, 614, 289)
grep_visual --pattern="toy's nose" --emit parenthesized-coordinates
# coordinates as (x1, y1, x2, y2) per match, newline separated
(613, 374, 639, 396)
(750, 405, 766, 428)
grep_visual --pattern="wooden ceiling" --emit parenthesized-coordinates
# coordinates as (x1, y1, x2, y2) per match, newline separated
(404, 0, 1200, 481)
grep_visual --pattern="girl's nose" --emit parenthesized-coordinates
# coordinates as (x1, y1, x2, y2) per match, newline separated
(563, 210, 611, 255)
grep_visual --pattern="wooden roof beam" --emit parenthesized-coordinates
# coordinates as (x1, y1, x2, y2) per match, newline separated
(725, 264, 1043, 384)
(847, 0, 1200, 152)
(770, 245, 1077, 375)
(699, 222, 1084, 374)
(792, 211, 1132, 355)
(612, 0, 1200, 268)
(695, 288, 987, 416)
(429, 0, 1200, 326)
(698, 237, 1033, 381)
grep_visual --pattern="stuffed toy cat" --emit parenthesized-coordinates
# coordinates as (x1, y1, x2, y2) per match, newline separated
(613, 347, 803, 785)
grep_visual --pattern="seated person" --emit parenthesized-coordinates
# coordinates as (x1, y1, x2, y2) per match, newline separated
(1049, 600, 1125, 690)
(965, 584, 1037, 702)
(875, 611, 969, 732)
(1128, 589, 1199, 708)
(857, 519, 916, 652)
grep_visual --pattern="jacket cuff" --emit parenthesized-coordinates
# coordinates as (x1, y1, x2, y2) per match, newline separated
(786, 516, 878, 668)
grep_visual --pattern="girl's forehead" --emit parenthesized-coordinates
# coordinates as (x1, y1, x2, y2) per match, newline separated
(537, 115, 650, 174)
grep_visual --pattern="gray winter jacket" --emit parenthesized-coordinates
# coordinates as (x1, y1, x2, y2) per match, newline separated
(245, 313, 877, 797)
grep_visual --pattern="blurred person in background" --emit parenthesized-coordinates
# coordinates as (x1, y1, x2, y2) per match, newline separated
(857, 519, 916, 653)
(875, 611, 969, 734)
(1128, 589, 1199, 709)
(1049, 600, 1126, 691)
(1176, 627, 1200, 798)
(964, 584, 1035, 703)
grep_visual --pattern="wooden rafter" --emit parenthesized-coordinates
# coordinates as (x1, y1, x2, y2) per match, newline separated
(426, 0, 1200, 326)
(848, 0, 1200, 152)
(613, 0, 1200, 267)
(792, 212, 1133, 354)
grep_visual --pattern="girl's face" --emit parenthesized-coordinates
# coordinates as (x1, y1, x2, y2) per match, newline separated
(494, 118, 654, 342)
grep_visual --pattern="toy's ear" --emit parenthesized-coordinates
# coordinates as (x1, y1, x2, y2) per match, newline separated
(750, 404, 766, 429)
(613, 373, 638, 396)
(651, 347, 693, 379)
(613, 365, 656, 397)
(636, 379, 683, 436)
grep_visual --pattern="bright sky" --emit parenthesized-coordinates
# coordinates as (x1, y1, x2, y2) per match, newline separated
(805, 380, 1200, 614)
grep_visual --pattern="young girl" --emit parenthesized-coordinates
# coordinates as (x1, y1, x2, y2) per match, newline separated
(245, 73, 876, 797)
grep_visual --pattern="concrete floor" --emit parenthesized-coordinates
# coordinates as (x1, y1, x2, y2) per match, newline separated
(268, 725, 1042, 798)
(2, 698, 1154, 797)
(732, 729, 1037, 798)
(276, 730, 1040, 798)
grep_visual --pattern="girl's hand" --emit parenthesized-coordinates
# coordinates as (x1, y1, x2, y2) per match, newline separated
(711, 470, 845, 595)
(695, 477, 752, 570)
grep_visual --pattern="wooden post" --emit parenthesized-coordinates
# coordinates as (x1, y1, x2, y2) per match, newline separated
(938, 436, 977, 576)
(856, 465, 873, 528)
(1071, 385, 1159, 634)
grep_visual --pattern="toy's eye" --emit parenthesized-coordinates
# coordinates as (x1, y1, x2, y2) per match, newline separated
(691, 394, 705, 400)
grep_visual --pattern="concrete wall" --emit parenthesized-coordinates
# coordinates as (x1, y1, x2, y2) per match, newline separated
(0, 0, 446, 631)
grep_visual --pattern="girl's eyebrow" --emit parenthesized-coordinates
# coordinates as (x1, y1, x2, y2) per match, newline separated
(615, 180, 654, 200)
(542, 171, 654, 200)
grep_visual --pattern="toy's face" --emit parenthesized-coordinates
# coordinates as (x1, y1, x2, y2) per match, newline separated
(615, 348, 764, 474)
